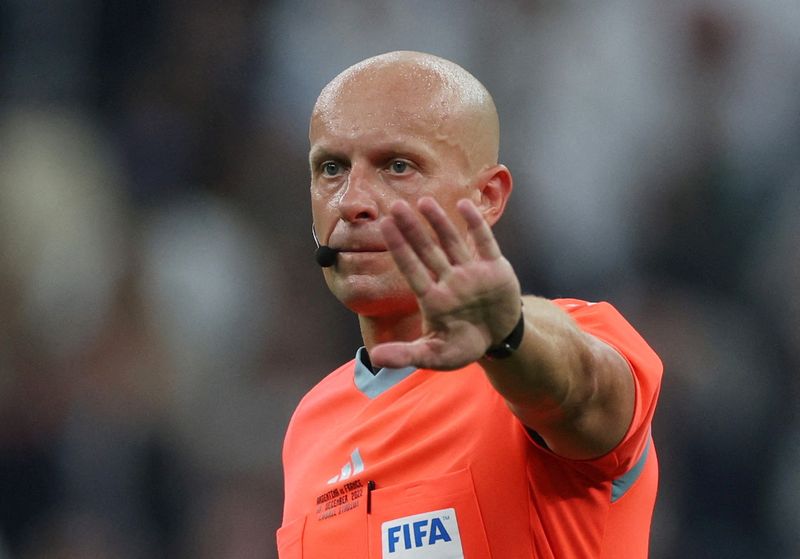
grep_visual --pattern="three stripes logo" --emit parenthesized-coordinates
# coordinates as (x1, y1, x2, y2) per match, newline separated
(327, 448, 365, 484)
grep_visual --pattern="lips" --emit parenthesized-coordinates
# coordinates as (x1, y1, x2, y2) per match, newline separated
(328, 238, 387, 253)
(326, 228, 387, 253)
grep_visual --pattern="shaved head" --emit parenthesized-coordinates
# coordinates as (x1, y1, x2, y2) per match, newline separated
(307, 51, 512, 318)
(311, 51, 500, 174)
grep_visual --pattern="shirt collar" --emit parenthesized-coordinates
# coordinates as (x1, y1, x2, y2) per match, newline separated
(353, 347, 417, 399)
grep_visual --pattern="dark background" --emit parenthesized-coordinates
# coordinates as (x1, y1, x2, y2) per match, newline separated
(0, 1, 798, 557)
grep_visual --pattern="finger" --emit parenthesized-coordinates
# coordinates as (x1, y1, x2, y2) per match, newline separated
(457, 199, 502, 260)
(390, 200, 452, 277)
(370, 338, 472, 371)
(380, 216, 434, 295)
(418, 197, 472, 265)
(367, 340, 418, 369)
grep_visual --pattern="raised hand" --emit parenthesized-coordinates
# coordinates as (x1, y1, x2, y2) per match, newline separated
(369, 196, 522, 370)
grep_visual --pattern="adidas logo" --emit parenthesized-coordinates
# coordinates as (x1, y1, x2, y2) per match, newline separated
(327, 448, 365, 484)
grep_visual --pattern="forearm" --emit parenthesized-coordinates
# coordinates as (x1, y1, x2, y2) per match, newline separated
(480, 296, 634, 459)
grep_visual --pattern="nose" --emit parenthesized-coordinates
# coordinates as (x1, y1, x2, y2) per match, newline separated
(338, 165, 379, 223)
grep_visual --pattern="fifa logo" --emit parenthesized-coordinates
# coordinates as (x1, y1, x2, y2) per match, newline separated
(381, 508, 463, 558)
(386, 517, 452, 552)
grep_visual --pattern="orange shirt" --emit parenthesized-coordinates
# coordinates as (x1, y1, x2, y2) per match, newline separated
(278, 299, 662, 558)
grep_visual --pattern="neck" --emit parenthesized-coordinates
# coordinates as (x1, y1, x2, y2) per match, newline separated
(358, 310, 423, 354)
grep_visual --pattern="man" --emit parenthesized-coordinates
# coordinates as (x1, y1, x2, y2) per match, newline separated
(278, 51, 662, 558)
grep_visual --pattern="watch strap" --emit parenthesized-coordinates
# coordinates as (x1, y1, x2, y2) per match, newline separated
(484, 311, 525, 360)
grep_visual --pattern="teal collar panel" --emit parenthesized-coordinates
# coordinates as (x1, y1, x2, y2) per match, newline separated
(354, 347, 418, 399)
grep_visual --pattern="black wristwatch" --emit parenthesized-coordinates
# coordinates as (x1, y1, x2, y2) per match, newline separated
(484, 311, 525, 360)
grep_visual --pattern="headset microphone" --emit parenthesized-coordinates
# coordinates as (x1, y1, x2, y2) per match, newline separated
(315, 245, 339, 268)
(312, 224, 339, 268)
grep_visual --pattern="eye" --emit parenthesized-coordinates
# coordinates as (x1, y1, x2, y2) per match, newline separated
(321, 161, 342, 176)
(388, 160, 410, 174)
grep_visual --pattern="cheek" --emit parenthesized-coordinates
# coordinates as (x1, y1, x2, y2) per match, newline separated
(310, 188, 338, 224)
(422, 179, 472, 214)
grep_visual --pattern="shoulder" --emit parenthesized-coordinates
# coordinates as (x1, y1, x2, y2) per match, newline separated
(554, 298, 662, 476)
(284, 360, 356, 435)
(553, 298, 662, 373)
(302, 359, 357, 401)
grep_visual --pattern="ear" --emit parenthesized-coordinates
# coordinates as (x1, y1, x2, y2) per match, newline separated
(474, 164, 513, 226)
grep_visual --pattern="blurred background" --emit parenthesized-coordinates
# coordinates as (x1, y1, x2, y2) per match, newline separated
(0, 0, 797, 557)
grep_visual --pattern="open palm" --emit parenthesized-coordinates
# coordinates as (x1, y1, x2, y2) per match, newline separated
(369, 197, 522, 370)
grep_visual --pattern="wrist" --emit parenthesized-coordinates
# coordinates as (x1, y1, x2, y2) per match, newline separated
(484, 308, 525, 360)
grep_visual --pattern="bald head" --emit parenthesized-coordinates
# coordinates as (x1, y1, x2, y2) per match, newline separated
(311, 51, 500, 173)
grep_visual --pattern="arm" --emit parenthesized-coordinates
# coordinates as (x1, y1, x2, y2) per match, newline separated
(480, 296, 633, 459)
(370, 197, 634, 460)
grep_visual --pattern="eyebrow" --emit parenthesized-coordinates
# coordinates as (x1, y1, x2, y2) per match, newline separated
(310, 141, 436, 168)
(309, 148, 347, 170)
(372, 143, 434, 162)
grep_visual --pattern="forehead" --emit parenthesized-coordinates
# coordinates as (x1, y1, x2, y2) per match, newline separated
(310, 65, 453, 140)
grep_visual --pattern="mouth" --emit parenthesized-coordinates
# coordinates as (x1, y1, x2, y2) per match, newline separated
(326, 233, 387, 255)
(332, 242, 388, 254)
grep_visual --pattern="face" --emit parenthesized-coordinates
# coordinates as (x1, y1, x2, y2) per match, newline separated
(309, 73, 479, 317)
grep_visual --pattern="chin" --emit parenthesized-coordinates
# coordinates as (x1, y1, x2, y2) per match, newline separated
(347, 295, 419, 318)
(329, 274, 417, 317)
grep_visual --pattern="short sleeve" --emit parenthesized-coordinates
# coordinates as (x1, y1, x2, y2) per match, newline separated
(554, 298, 663, 478)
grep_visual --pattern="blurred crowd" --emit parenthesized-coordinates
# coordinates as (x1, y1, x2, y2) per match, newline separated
(0, 1, 797, 558)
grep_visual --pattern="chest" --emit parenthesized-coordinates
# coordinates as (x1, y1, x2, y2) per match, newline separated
(280, 368, 532, 558)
